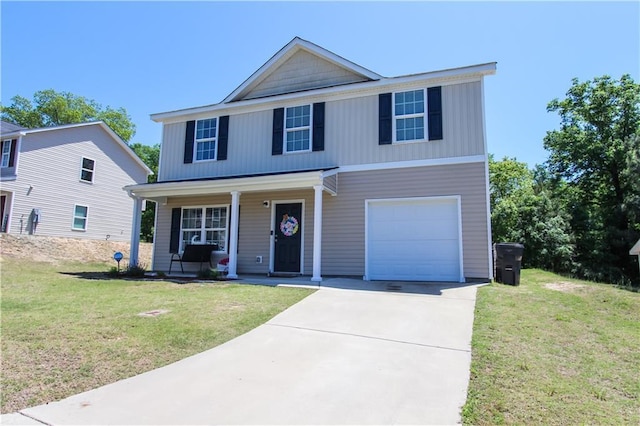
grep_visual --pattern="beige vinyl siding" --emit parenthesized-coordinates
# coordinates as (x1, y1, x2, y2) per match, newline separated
(153, 189, 316, 274)
(159, 81, 485, 182)
(242, 50, 369, 100)
(321, 162, 491, 279)
(1, 126, 148, 241)
(153, 162, 490, 280)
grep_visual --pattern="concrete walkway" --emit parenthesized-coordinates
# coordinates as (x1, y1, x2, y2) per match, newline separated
(3, 279, 482, 425)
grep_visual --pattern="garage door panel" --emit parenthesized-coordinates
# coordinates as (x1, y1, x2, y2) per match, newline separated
(367, 198, 462, 282)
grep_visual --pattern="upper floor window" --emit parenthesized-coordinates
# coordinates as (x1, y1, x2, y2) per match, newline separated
(1, 140, 11, 168)
(72, 205, 88, 231)
(80, 157, 95, 183)
(394, 89, 425, 142)
(180, 206, 228, 252)
(195, 118, 218, 161)
(285, 105, 311, 153)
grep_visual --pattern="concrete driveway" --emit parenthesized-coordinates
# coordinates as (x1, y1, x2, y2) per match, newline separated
(4, 279, 481, 425)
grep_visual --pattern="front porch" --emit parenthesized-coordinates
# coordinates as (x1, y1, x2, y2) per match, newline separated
(124, 168, 338, 282)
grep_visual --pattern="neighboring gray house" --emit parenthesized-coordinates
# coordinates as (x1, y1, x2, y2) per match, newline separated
(1, 121, 152, 242)
(631, 239, 640, 274)
(125, 37, 496, 282)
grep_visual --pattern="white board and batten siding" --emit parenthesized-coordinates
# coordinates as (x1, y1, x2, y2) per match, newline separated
(1, 125, 148, 241)
(158, 81, 486, 182)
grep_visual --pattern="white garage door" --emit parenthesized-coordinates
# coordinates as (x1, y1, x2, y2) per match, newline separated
(366, 197, 462, 282)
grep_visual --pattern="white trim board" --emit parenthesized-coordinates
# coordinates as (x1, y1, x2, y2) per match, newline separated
(337, 155, 486, 174)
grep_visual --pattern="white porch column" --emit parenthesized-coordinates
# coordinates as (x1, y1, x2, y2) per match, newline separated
(228, 190, 241, 279)
(312, 185, 323, 282)
(128, 195, 143, 267)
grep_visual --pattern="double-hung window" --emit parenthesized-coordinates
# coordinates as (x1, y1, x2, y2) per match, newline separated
(1, 140, 11, 168)
(72, 205, 88, 231)
(180, 206, 228, 252)
(394, 89, 425, 142)
(285, 105, 311, 153)
(80, 157, 95, 183)
(195, 118, 218, 161)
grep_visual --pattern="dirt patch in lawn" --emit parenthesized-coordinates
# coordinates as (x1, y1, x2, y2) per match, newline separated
(545, 281, 587, 293)
(0, 234, 152, 266)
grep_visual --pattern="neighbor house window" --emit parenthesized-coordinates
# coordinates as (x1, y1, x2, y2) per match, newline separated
(180, 206, 227, 252)
(72, 205, 88, 231)
(1, 140, 11, 168)
(80, 157, 95, 183)
(195, 118, 217, 161)
(285, 105, 311, 153)
(394, 89, 425, 142)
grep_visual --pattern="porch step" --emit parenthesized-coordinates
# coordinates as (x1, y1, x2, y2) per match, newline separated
(268, 272, 301, 278)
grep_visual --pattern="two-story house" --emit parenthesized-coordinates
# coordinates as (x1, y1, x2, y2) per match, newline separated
(125, 37, 495, 282)
(0, 121, 152, 243)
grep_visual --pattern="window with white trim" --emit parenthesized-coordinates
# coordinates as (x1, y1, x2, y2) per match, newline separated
(1, 140, 11, 168)
(285, 105, 311, 153)
(180, 206, 228, 252)
(80, 157, 95, 183)
(394, 89, 425, 142)
(195, 118, 218, 161)
(72, 205, 88, 231)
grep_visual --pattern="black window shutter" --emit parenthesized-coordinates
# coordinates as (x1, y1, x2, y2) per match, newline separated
(312, 102, 325, 152)
(8, 139, 17, 167)
(170, 208, 181, 253)
(378, 93, 392, 145)
(184, 120, 195, 163)
(217, 116, 229, 160)
(272, 108, 284, 155)
(428, 86, 443, 141)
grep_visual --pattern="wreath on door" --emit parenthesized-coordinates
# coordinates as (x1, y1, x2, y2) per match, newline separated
(280, 214, 299, 237)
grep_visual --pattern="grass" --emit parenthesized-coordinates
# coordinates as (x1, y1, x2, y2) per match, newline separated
(0, 259, 314, 414)
(462, 269, 640, 425)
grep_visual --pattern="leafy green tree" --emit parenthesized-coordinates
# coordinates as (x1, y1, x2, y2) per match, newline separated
(544, 75, 640, 284)
(489, 156, 574, 272)
(1, 89, 136, 142)
(130, 143, 160, 242)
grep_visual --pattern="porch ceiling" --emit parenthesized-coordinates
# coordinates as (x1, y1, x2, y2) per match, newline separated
(124, 169, 337, 200)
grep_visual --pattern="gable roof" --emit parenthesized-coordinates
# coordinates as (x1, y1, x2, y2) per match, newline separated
(0, 120, 27, 135)
(151, 61, 496, 123)
(1, 121, 152, 175)
(631, 239, 640, 255)
(223, 37, 382, 103)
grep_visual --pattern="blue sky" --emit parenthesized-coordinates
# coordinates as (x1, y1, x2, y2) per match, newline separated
(1, 1, 638, 167)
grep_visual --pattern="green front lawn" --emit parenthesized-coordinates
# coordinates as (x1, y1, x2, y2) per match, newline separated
(463, 269, 640, 425)
(0, 259, 314, 414)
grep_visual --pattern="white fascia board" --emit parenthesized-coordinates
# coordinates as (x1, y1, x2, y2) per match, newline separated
(124, 170, 326, 199)
(151, 62, 497, 124)
(0, 131, 26, 138)
(337, 155, 487, 174)
(222, 37, 382, 104)
(630, 239, 640, 255)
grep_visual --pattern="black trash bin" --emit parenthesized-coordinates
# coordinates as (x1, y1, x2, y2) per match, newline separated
(494, 243, 524, 285)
